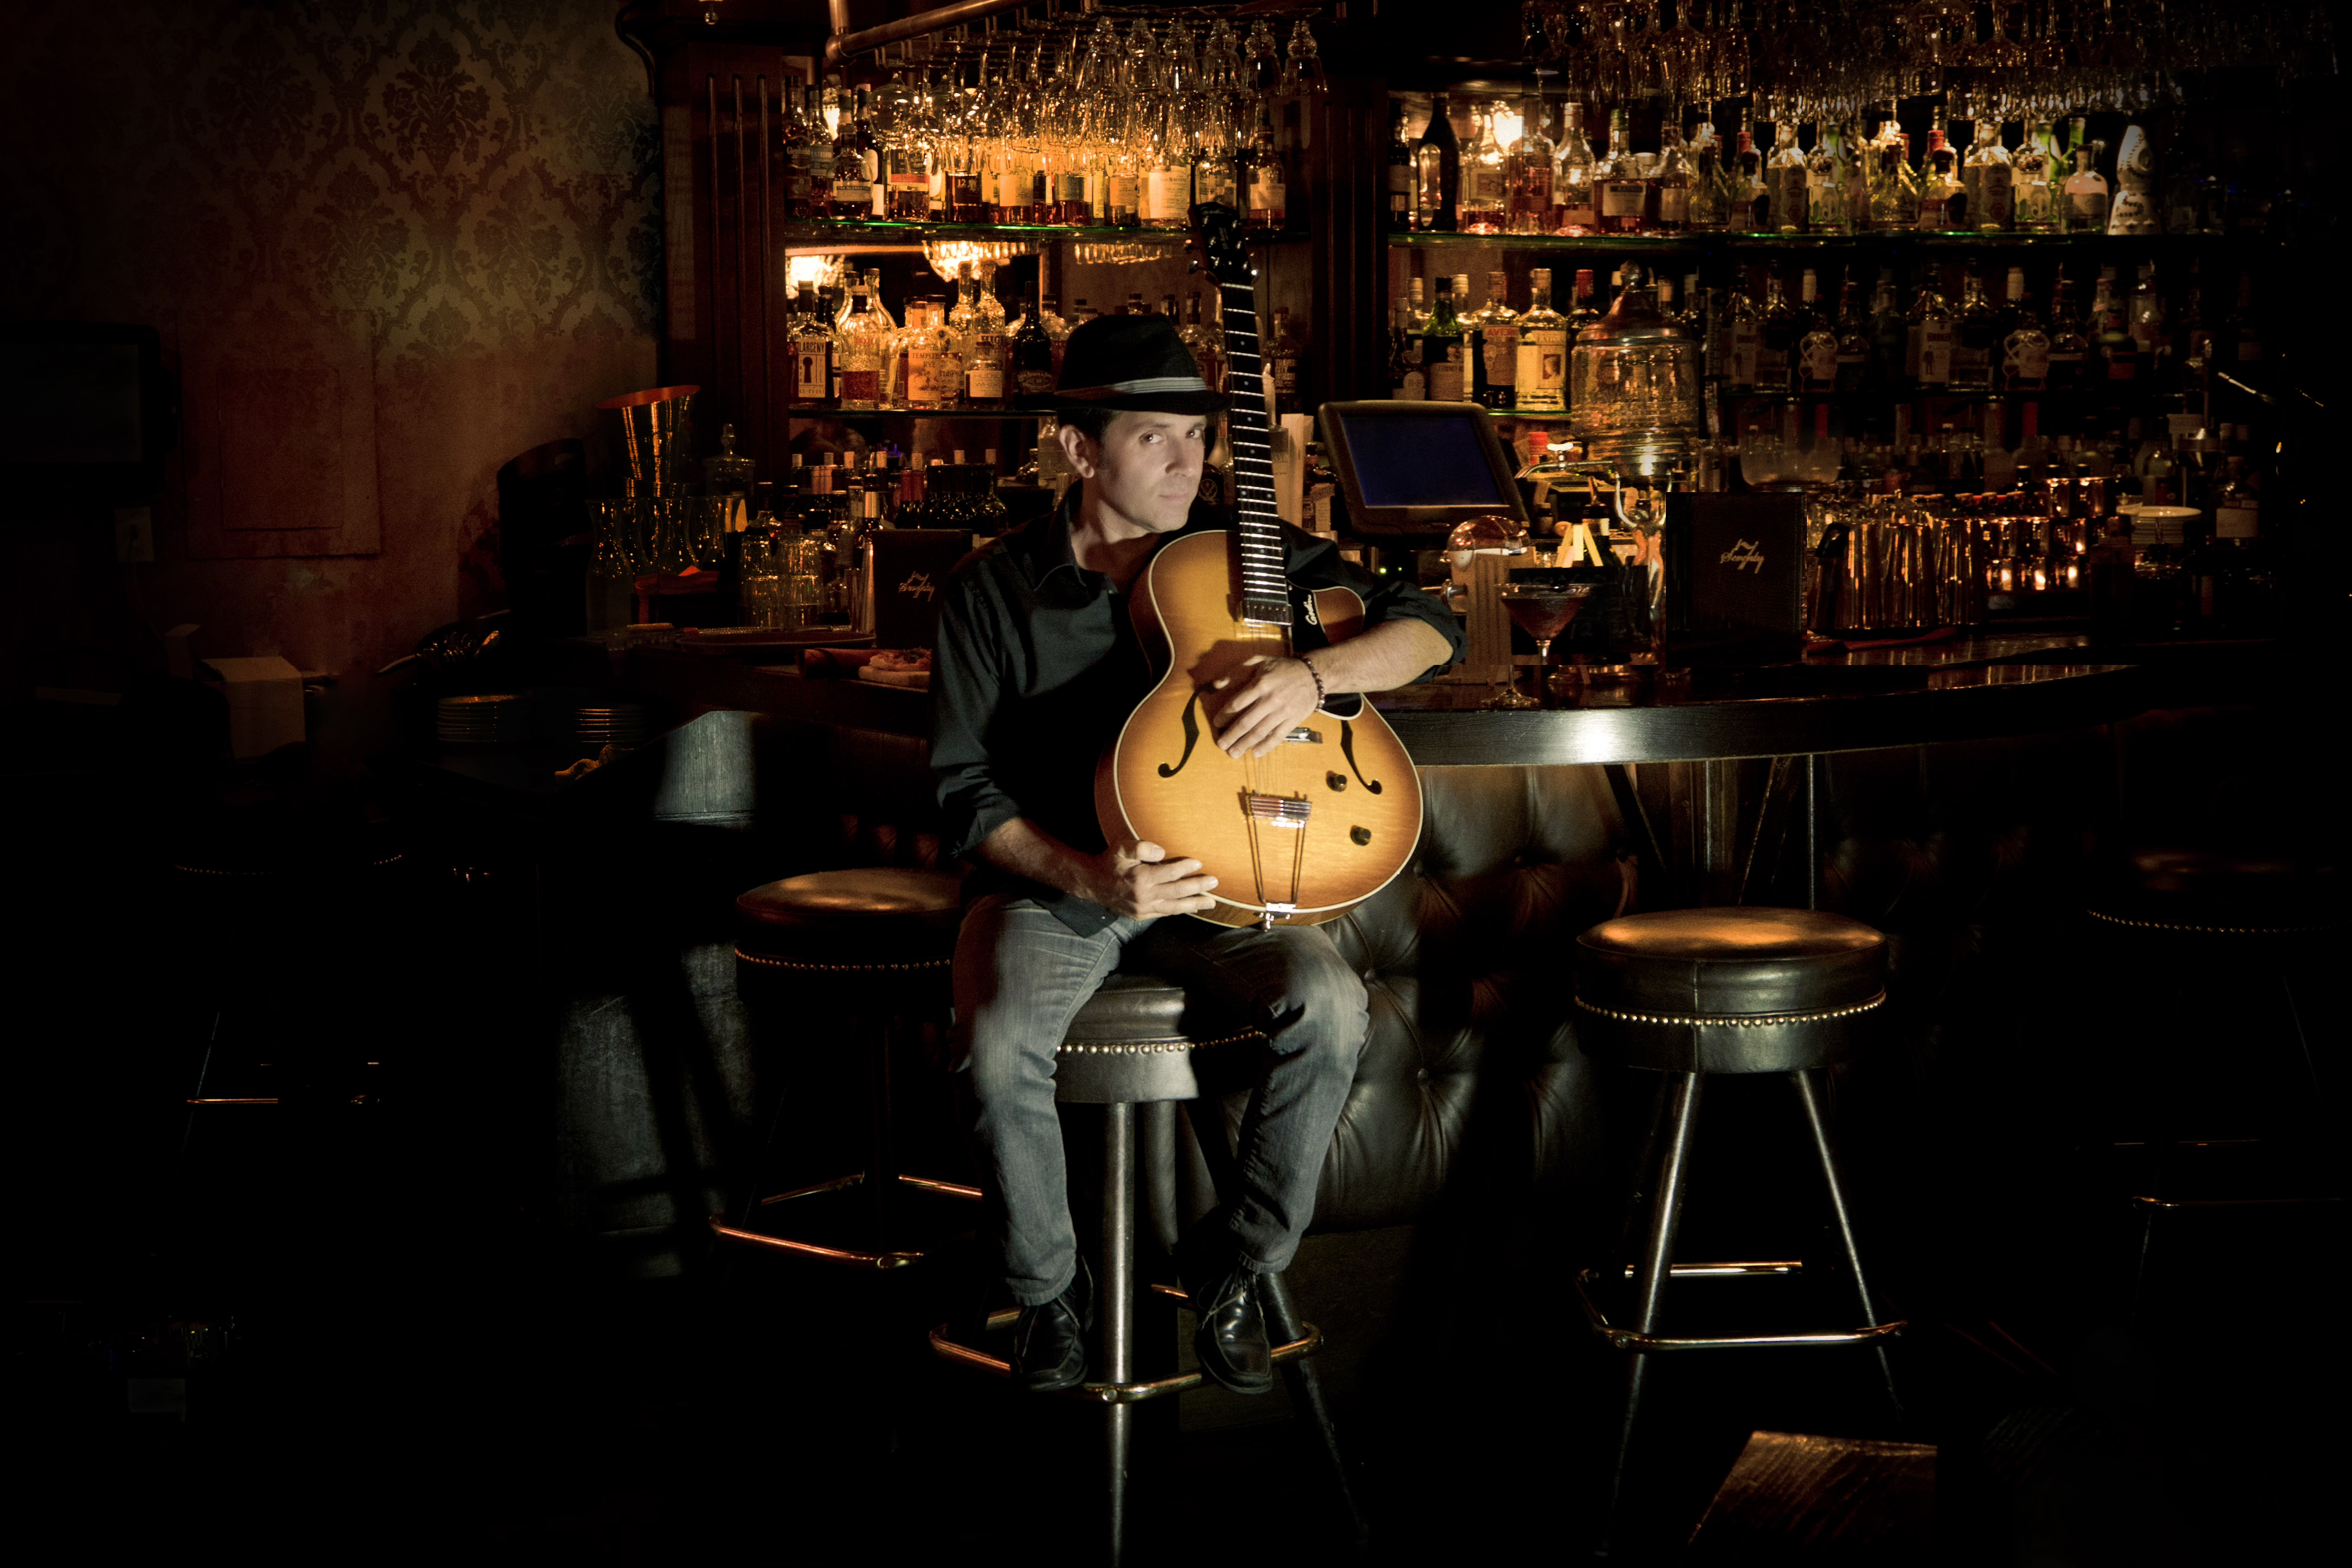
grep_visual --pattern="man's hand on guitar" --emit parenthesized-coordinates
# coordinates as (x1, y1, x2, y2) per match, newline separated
(1090, 840, 1220, 920)
(1211, 655, 1321, 758)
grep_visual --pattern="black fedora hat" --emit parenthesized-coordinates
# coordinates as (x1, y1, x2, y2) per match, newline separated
(1054, 312, 1227, 414)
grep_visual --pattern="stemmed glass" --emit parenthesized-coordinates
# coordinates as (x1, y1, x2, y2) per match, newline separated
(1491, 583, 1596, 709)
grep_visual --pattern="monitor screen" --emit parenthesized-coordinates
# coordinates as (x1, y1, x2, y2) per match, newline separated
(1331, 410, 1507, 508)
(0, 342, 144, 464)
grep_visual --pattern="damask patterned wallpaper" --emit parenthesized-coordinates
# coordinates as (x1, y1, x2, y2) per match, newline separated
(5, 0, 660, 683)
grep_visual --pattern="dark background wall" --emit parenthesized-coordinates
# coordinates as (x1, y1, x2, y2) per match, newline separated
(2, 0, 662, 728)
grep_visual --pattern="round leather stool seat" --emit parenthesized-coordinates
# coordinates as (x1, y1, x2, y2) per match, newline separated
(1575, 907, 1888, 1075)
(2087, 847, 2344, 937)
(1053, 972, 1255, 1105)
(734, 867, 964, 969)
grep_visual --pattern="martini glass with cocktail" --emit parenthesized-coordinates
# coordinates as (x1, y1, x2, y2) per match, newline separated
(1491, 581, 1596, 708)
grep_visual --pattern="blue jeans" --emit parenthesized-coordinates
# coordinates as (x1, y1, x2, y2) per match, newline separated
(953, 895, 1369, 1306)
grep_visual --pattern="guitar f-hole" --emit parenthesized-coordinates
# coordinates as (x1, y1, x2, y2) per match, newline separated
(1339, 721, 1385, 794)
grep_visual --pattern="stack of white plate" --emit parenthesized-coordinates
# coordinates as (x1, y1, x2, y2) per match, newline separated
(544, 699, 653, 750)
(437, 693, 535, 745)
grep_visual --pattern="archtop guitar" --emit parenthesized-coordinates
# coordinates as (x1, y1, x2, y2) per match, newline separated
(1095, 203, 1423, 929)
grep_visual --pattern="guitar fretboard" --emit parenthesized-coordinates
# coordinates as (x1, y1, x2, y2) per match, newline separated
(1218, 277, 1291, 627)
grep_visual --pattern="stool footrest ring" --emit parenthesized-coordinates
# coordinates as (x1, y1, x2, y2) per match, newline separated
(1572, 1266, 1905, 1353)
(928, 1300, 1322, 1404)
(707, 1171, 983, 1271)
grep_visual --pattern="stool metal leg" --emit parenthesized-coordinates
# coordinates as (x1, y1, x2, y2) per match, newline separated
(1182, 1096, 1367, 1550)
(1259, 1272, 1371, 1553)
(1790, 1070, 1901, 1412)
(867, 1014, 897, 1242)
(1102, 1102, 1135, 1567)
(1603, 1070, 1703, 1554)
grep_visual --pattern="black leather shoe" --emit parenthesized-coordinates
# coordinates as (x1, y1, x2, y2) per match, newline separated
(1186, 1260, 1274, 1396)
(1009, 1257, 1093, 1395)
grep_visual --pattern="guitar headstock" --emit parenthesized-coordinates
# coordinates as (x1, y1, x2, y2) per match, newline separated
(1187, 201, 1250, 288)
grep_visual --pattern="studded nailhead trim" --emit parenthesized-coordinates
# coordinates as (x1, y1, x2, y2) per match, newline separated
(2084, 907, 2340, 937)
(1573, 992, 1886, 1029)
(1057, 1029, 1263, 1056)
(173, 853, 404, 877)
(733, 947, 953, 974)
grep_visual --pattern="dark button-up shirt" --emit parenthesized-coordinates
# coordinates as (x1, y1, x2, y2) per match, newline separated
(931, 491, 1465, 935)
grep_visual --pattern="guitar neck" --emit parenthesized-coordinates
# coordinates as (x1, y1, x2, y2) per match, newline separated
(1217, 278, 1291, 628)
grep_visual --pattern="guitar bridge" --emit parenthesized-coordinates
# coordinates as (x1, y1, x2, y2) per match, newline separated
(1244, 794, 1311, 828)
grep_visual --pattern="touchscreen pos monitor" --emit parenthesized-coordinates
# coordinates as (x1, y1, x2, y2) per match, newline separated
(1316, 400, 1528, 540)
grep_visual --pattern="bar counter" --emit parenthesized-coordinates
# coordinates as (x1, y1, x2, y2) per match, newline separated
(624, 631, 2153, 768)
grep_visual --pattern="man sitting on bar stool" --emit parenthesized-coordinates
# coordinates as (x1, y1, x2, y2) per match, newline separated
(933, 315, 1461, 1394)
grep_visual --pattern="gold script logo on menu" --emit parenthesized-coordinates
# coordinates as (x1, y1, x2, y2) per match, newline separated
(1720, 540, 1766, 574)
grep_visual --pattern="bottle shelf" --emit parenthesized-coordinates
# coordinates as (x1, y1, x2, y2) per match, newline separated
(774, 219, 1310, 248)
(1392, 230, 2266, 253)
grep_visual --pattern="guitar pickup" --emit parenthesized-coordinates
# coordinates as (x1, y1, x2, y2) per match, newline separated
(1244, 794, 1311, 828)
(1283, 727, 1323, 744)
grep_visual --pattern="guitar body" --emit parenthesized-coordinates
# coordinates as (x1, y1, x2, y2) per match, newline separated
(1096, 530, 1423, 928)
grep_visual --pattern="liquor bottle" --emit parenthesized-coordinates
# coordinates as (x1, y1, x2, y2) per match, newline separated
(2063, 147, 2109, 233)
(906, 299, 961, 409)
(780, 86, 816, 220)
(2127, 260, 2167, 373)
(832, 87, 875, 220)
(1679, 272, 1708, 336)
(1461, 101, 1508, 233)
(963, 275, 1007, 406)
(1725, 274, 1762, 393)
(1950, 269, 1999, 392)
(1727, 129, 1768, 232)
(1866, 126, 1916, 230)
(1596, 107, 1648, 234)
(1764, 118, 1808, 234)
(704, 423, 755, 499)
(1391, 305, 1425, 399)
(1687, 133, 1728, 230)
(1504, 96, 1556, 235)
(1472, 270, 1519, 409)
(1419, 275, 1468, 403)
(2092, 270, 2137, 388)
(884, 128, 930, 222)
(1011, 270, 1059, 402)
(1804, 125, 1847, 235)
(790, 281, 835, 406)
(1269, 305, 1307, 413)
(838, 285, 885, 410)
(1653, 128, 1694, 233)
(1514, 268, 1569, 412)
(804, 86, 836, 218)
(1869, 272, 1906, 390)
(1755, 272, 1798, 393)
(1566, 268, 1602, 333)
(1180, 293, 1224, 394)
(2223, 272, 2263, 366)
(1415, 92, 1461, 232)
(1385, 100, 1415, 232)
(1917, 131, 1965, 230)
(1833, 279, 1871, 394)
(860, 266, 895, 332)
(1554, 102, 1596, 232)
(1906, 275, 1955, 392)
(2011, 120, 2056, 233)
(1404, 275, 1429, 335)
(1960, 118, 2013, 232)
(1796, 270, 1839, 393)
(948, 262, 981, 342)
(2000, 270, 2050, 392)
(2044, 279, 2087, 396)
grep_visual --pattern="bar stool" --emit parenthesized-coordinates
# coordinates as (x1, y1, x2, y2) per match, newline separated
(2084, 848, 2346, 1293)
(927, 970, 1354, 1566)
(714, 868, 980, 1267)
(1569, 907, 1906, 1542)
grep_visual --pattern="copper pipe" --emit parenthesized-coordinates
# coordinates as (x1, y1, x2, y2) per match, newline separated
(757, 74, 773, 467)
(824, 0, 1038, 67)
(733, 75, 747, 426)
